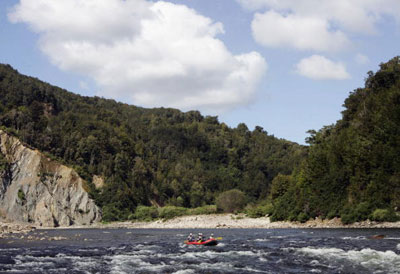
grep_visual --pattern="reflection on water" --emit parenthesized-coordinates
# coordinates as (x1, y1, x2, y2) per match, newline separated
(1, 228, 400, 273)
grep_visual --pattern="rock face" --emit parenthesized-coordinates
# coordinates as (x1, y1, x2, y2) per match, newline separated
(0, 130, 101, 227)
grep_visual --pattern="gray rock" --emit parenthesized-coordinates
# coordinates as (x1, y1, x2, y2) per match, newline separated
(0, 130, 101, 227)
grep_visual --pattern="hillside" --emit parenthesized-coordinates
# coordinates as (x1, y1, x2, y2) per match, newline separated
(0, 64, 306, 221)
(270, 57, 400, 223)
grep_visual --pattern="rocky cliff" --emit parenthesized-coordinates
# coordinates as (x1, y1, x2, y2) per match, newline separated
(0, 130, 101, 227)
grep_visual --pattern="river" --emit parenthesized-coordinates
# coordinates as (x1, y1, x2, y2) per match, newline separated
(0, 228, 400, 273)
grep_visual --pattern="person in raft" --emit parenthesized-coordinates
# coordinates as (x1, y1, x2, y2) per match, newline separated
(209, 233, 214, 240)
(197, 233, 204, 242)
(187, 233, 194, 242)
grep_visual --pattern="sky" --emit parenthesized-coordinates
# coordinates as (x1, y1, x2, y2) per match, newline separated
(0, 0, 399, 144)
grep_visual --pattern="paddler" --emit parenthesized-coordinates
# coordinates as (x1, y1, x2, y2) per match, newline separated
(197, 233, 204, 242)
(209, 233, 214, 240)
(187, 233, 194, 242)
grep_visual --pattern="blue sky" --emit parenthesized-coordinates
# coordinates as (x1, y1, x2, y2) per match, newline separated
(0, 0, 399, 144)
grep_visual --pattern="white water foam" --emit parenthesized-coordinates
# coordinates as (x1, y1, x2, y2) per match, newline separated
(397, 244, 400, 250)
(178, 249, 268, 260)
(14, 253, 100, 274)
(341, 236, 366, 241)
(172, 270, 196, 274)
(107, 254, 167, 274)
(254, 238, 269, 242)
(292, 246, 400, 273)
(270, 236, 287, 239)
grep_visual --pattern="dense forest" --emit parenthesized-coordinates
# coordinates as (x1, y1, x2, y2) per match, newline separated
(0, 64, 306, 221)
(1, 57, 399, 224)
(269, 57, 400, 223)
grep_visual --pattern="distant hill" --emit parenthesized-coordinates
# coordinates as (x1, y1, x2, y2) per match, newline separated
(270, 57, 400, 223)
(0, 64, 306, 221)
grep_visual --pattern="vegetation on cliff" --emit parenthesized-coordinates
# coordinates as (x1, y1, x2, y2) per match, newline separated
(0, 64, 306, 221)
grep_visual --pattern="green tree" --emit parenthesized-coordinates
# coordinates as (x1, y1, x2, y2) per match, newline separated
(216, 189, 247, 213)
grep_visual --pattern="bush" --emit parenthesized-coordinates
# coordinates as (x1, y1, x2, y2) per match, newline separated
(297, 212, 309, 223)
(245, 203, 273, 218)
(340, 202, 373, 224)
(216, 189, 247, 213)
(102, 204, 122, 222)
(133, 206, 159, 221)
(188, 205, 217, 215)
(326, 210, 339, 220)
(158, 206, 188, 220)
(341, 212, 356, 224)
(0, 152, 9, 172)
(371, 209, 398, 222)
(17, 189, 26, 201)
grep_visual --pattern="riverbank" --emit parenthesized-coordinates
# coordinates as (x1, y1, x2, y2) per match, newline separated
(2, 214, 400, 236)
(0, 222, 36, 238)
(62, 214, 400, 230)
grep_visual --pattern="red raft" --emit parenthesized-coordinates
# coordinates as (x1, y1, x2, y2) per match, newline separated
(185, 238, 218, 246)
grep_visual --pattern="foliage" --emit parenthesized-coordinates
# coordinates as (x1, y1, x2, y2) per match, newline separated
(297, 212, 309, 223)
(370, 209, 398, 222)
(0, 63, 306, 221)
(245, 203, 273, 218)
(158, 206, 188, 220)
(132, 205, 159, 221)
(216, 189, 247, 213)
(270, 57, 400, 224)
(0, 151, 8, 172)
(269, 174, 292, 201)
(188, 205, 217, 215)
(17, 189, 25, 202)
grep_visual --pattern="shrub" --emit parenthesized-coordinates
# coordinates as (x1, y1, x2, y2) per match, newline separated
(245, 203, 273, 218)
(102, 204, 122, 222)
(297, 212, 309, 223)
(355, 202, 372, 220)
(371, 209, 398, 222)
(216, 189, 247, 213)
(188, 205, 217, 215)
(326, 210, 339, 220)
(0, 152, 9, 172)
(17, 189, 26, 201)
(158, 206, 188, 220)
(340, 202, 373, 224)
(133, 205, 159, 221)
(341, 212, 356, 224)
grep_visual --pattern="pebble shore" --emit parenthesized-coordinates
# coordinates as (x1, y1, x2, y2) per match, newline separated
(0, 222, 36, 239)
(70, 214, 400, 230)
(2, 214, 400, 237)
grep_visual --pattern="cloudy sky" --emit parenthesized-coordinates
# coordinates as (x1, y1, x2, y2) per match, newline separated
(1, 0, 399, 144)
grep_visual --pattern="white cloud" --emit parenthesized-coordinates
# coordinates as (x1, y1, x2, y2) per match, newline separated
(9, 0, 267, 113)
(295, 55, 350, 80)
(252, 11, 349, 51)
(79, 81, 90, 91)
(238, 0, 400, 51)
(355, 53, 370, 65)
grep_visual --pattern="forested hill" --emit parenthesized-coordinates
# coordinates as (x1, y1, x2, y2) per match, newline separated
(0, 64, 306, 221)
(270, 57, 400, 223)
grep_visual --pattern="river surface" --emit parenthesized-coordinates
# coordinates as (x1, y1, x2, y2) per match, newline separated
(1, 228, 400, 273)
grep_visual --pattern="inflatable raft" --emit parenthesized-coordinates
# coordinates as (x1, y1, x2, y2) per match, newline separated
(184, 238, 218, 246)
